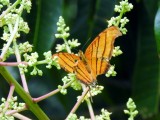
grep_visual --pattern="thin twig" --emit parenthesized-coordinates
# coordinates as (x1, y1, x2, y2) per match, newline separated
(0, 61, 28, 66)
(0, 0, 21, 20)
(12, 113, 32, 120)
(82, 84, 95, 120)
(0, 17, 20, 60)
(3, 84, 15, 112)
(33, 79, 75, 103)
(86, 99, 95, 120)
(5, 104, 27, 116)
(13, 40, 29, 93)
(66, 86, 90, 119)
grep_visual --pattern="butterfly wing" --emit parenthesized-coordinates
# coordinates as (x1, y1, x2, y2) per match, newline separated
(53, 53, 96, 84)
(85, 26, 122, 75)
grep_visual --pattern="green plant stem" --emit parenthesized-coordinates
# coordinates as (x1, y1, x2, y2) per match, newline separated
(115, 8, 124, 27)
(64, 38, 71, 53)
(0, 0, 21, 20)
(36, 60, 48, 65)
(0, 66, 49, 120)
(33, 79, 75, 102)
(66, 86, 90, 119)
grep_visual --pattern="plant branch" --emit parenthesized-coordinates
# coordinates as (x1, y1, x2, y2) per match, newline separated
(6, 105, 27, 116)
(13, 113, 32, 120)
(64, 38, 71, 53)
(13, 40, 29, 93)
(0, 66, 50, 120)
(33, 79, 75, 103)
(86, 99, 95, 120)
(66, 86, 90, 119)
(115, 7, 124, 27)
(3, 84, 15, 112)
(82, 84, 95, 119)
(0, 61, 28, 66)
(0, 17, 20, 60)
(0, 0, 21, 20)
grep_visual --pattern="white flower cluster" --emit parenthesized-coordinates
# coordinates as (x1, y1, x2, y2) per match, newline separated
(58, 73, 81, 95)
(114, 0, 133, 13)
(19, 51, 60, 76)
(23, 52, 43, 76)
(18, 63, 28, 74)
(119, 17, 129, 34)
(0, 0, 10, 6)
(124, 98, 138, 120)
(18, 17, 30, 33)
(112, 46, 123, 57)
(23, 0, 32, 13)
(24, 52, 38, 66)
(0, 96, 25, 120)
(18, 42, 33, 54)
(56, 38, 81, 52)
(55, 44, 66, 52)
(86, 85, 104, 98)
(55, 16, 81, 52)
(0, 0, 32, 61)
(107, 0, 133, 34)
(105, 65, 117, 77)
(44, 51, 60, 69)
(95, 109, 112, 120)
(55, 16, 70, 40)
(68, 39, 81, 49)
(1, 44, 14, 61)
(67, 109, 111, 120)
(1, 26, 10, 41)
(58, 85, 67, 95)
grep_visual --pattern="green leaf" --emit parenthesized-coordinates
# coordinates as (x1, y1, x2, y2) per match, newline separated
(33, 0, 63, 56)
(132, 2, 160, 118)
(91, 0, 116, 34)
(154, 5, 160, 58)
(143, 0, 158, 19)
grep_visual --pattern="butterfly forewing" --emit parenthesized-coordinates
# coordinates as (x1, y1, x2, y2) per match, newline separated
(84, 26, 122, 76)
(53, 53, 80, 73)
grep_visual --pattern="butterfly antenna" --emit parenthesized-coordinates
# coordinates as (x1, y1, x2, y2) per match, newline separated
(81, 37, 91, 51)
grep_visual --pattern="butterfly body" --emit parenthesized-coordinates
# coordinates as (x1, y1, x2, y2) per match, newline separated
(53, 26, 122, 85)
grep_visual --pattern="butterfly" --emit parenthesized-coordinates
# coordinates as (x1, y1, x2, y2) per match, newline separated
(53, 26, 122, 85)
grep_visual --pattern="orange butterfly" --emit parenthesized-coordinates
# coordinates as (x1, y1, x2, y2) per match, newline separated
(53, 26, 122, 85)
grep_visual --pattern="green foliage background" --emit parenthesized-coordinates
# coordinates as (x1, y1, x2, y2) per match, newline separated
(0, 0, 160, 119)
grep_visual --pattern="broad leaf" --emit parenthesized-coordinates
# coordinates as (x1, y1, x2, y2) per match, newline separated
(132, 2, 159, 118)
(154, 5, 160, 58)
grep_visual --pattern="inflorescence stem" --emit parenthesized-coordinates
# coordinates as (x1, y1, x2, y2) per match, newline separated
(13, 40, 29, 93)
(66, 86, 90, 119)
(33, 79, 75, 103)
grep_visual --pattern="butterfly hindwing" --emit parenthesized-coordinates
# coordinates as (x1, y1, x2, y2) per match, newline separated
(54, 53, 96, 84)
